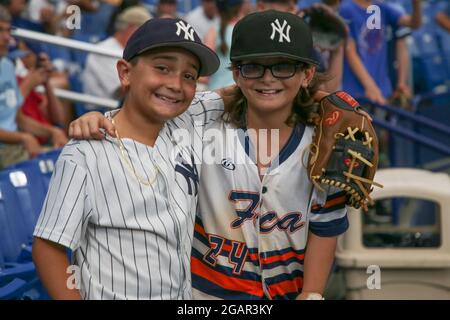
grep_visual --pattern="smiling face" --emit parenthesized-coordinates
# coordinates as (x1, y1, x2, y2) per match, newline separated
(117, 47, 200, 124)
(232, 57, 315, 118)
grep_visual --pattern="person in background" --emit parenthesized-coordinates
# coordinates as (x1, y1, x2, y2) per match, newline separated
(204, 0, 244, 90)
(26, 0, 60, 34)
(301, 0, 346, 92)
(339, 0, 421, 105)
(2, 0, 47, 54)
(154, 0, 178, 18)
(12, 47, 68, 142)
(9, 0, 80, 131)
(240, 0, 254, 15)
(386, 0, 422, 107)
(184, 0, 218, 41)
(106, 0, 141, 35)
(256, 0, 296, 13)
(0, 6, 67, 169)
(82, 6, 151, 113)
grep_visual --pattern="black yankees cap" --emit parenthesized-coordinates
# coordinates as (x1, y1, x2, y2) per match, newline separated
(230, 10, 319, 65)
(123, 18, 220, 76)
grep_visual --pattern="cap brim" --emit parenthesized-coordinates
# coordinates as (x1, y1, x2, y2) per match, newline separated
(231, 52, 320, 66)
(133, 42, 220, 77)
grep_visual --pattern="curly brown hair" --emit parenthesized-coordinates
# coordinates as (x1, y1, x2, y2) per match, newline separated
(221, 62, 328, 128)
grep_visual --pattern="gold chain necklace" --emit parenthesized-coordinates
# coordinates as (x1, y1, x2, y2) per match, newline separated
(111, 118, 158, 186)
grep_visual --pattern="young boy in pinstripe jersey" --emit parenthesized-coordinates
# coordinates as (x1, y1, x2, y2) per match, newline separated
(32, 18, 220, 300)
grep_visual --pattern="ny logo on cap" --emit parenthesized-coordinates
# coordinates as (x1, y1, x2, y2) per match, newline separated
(270, 19, 291, 43)
(176, 21, 195, 41)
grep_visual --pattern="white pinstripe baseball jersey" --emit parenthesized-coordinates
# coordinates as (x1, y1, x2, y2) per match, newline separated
(191, 118, 349, 300)
(33, 91, 224, 300)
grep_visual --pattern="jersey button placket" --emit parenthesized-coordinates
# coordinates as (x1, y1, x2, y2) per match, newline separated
(258, 185, 270, 299)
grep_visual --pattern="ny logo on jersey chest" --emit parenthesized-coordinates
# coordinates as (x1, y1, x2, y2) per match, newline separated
(270, 19, 291, 43)
(175, 153, 199, 196)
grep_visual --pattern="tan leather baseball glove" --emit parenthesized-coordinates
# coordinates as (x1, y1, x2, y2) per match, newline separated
(308, 91, 383, 210)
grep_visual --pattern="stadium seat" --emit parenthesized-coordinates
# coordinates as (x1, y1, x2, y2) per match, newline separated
(0, 278, 29, 300)
(411, 30, 441, 57)
(36, 148, 62, 190)
(0, 259, 36, 286)
(8, 157, 49, 180)
(0, 185, 47, 300)
(415, 91, 450, 165)
(37, 148, 62, 164)
(6, 149, 61, 206)
(0, 245, 42, 300)
(0, 178, 31, 262)
(0, 225, 36, 293)
(413, 54, 449, 92)
(0, 149, 62, 266)
(0, 167, 46, 238)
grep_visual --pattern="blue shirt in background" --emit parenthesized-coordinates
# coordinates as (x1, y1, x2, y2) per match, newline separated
(339, 0, 404, 98)
(0, 57, 24, 138)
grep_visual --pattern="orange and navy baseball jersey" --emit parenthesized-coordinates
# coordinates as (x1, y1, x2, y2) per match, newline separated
(192, 118, 349, 300)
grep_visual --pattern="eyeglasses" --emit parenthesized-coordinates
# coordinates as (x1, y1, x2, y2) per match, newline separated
(237, 63, 302, 79)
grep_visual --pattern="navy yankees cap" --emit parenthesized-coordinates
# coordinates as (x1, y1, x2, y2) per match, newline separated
(123, 18, 220, 76)
(230, 10, 319, 65)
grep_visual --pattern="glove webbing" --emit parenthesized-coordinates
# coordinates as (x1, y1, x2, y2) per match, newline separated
(313, 127, 383, 210)
(341, 127, 382, 209)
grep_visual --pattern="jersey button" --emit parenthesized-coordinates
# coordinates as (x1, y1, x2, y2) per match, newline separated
(262, 186, 268, 194)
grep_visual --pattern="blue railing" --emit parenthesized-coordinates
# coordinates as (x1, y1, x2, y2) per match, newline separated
(357, 89, 450, 170)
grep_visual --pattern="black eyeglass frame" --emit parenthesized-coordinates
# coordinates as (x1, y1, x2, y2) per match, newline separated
(236, 62, 304, 79)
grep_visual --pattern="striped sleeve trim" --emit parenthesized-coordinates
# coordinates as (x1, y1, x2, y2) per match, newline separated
(265, 270, 304, 300)
(311, 191, 347, 214)
(309, 215, 349, 237)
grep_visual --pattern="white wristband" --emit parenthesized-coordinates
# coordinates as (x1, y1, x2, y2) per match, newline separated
(305, 293, 325, 300)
